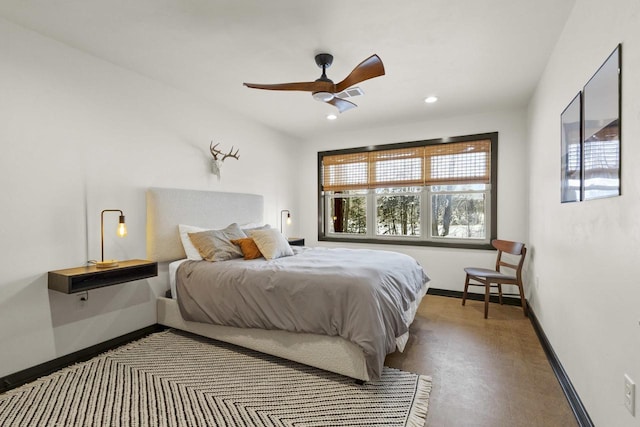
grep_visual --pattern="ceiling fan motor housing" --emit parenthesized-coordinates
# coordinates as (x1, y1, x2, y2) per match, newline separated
(315, 53, 333, 69)
(313, 53, 335, 101)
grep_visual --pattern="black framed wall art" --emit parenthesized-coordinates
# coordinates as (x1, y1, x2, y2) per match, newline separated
(582, 44, 621, 200)
(561, 92, 582, 203)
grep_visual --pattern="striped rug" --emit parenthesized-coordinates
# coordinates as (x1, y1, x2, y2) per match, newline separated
(0, 330, 431, 426)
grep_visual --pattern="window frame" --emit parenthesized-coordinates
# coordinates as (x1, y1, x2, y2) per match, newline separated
(317, 132, 498, 250)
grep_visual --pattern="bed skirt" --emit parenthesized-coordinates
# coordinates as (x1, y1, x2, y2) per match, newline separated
(157, 297, 371, 381)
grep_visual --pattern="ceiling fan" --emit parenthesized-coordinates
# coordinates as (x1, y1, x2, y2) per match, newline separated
(243, 53, 385, 113)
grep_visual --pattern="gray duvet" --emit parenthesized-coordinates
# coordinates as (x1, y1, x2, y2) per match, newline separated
(176, 247, 429, 380)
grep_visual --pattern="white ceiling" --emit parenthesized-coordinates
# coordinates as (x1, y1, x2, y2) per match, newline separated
(0, 0, 576, 139)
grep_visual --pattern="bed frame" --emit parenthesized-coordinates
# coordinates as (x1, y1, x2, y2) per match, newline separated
(147, 187, 426, 381)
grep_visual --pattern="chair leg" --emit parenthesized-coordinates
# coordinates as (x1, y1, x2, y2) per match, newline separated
(497, 283, 503, 305)
(517, 281, 528, 317)
(484, 282, 491, 319)
(462, 274, 470, 306)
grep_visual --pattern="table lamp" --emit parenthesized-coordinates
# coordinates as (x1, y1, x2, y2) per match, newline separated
(280, 209, 292, 233)
(97, 209, 127, 268)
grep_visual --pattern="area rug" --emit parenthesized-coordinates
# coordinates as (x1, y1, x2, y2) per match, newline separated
(0, 330, 431, 426)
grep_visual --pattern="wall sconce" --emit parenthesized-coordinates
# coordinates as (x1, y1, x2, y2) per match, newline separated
(97, 209, 127, 268)
(280, 209, 291, 234)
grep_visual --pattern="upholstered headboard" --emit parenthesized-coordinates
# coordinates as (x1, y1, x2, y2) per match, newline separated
(146, 187, 264, 262)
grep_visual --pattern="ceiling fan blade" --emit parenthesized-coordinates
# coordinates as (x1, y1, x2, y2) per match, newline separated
(243, 81, 335, 93)
(335, 54, 385, 93)
(327, 97, 357, 113)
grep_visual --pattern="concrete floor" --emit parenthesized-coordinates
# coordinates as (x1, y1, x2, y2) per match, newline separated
(385, 294, 578, 427)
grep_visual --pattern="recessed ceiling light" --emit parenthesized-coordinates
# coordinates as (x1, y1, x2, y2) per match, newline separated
(424, 96, 438, 104)
(326, 114, 337, 120)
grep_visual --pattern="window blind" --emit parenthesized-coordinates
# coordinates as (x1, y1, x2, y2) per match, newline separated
(322, 139, 491, 191)
(322, 152, 369, 191)
(369, 147, 423, 187)
(424, 139, 491, 185)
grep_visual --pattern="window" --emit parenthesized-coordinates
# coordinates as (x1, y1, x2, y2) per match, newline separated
(318, 133, 497, 249)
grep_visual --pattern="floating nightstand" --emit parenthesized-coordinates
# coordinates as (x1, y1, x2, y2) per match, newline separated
(287, 237, 305, 246)
(48, 259, 158, 294)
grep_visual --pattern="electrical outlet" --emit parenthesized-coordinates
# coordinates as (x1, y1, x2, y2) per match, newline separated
(77, 291, 88, 308)
(625, 374, 635, 415)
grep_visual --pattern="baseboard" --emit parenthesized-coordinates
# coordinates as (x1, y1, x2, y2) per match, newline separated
(428, 288, 594, 427)
(427, 287, 525, 306)
(528, 308, 594, 427)
(0, 324, 166, 394)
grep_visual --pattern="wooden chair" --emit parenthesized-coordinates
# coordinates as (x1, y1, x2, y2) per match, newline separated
(462, 239, 528, 319)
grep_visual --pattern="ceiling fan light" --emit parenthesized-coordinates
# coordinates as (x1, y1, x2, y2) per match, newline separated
(312, 91, 334, 102)
(424, 96, 438, 104)
(326, 114, 337, 120)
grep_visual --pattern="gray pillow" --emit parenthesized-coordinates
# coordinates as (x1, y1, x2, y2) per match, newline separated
(249, 228, 294, 260)
(188, 223, 247, 262)
(241, 224, 271, 235)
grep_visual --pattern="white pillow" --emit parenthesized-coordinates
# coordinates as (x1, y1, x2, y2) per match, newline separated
(178, 224, 208, 260)
(249, 228, 294, 260)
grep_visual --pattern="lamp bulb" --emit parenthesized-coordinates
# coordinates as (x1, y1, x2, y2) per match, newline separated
(118, 223, 127, 237)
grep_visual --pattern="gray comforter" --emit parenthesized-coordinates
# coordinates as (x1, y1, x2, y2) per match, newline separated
(176, 247, 429, 380)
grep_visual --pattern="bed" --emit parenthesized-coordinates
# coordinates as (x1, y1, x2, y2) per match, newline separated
(147, 187, 429, 382)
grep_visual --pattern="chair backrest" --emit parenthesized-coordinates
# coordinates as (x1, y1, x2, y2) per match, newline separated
(492, 239, 526, 280)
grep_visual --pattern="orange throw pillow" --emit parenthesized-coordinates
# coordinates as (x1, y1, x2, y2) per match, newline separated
(231, 238, 263, 260)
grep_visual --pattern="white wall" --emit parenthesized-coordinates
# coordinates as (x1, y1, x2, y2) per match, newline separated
(0, 18, 299, 377)
(297, 109, 528, 291)
(527, 0, 640, 424)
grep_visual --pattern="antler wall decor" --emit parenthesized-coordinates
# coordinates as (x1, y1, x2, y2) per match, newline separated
(209, 141, 240, 178)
